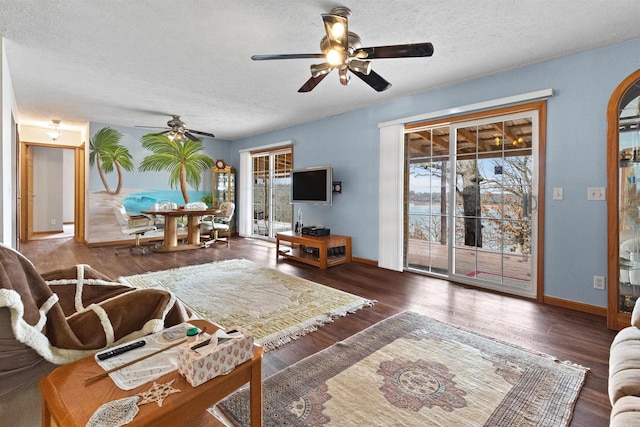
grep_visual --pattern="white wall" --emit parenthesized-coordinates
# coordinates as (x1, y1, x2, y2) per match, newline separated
(0, 38, 19, 248)
(32, 146, 63, 232)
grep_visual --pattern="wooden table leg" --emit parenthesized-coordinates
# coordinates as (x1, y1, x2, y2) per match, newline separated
(319, 241, 328, 269)
(345, 236, 352, 262)
(42, 397, 51, 427)
(249, 350, 263, 427)
(164, 216, 178, 248)
(186, 215, 201, 245)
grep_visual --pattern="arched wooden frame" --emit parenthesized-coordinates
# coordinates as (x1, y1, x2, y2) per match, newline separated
(607, 68, 640, 330)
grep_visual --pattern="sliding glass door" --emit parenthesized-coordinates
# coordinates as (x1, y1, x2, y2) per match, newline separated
(406, 110, 539, 298)
(251, 148, 293, 238)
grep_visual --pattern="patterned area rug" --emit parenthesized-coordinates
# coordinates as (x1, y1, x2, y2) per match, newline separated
(120, 259, 374, 351)
(216, 311, 588, 426)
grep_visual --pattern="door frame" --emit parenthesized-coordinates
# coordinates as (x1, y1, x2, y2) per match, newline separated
(19, 141, 85, 242)
(249, 146, 293, 239)
(404, 100, 547, 302)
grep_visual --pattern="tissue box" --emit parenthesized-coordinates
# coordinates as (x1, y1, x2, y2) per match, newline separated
(178, 329, 254, 387)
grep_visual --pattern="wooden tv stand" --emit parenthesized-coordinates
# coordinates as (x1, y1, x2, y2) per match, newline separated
(276, 231, 352, 269)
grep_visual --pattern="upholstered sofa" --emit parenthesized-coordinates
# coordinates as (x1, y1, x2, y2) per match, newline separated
(0, 243, 190, 425)
(609, 301, 640, 425)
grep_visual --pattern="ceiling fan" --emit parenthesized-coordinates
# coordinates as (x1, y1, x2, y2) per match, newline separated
(251, 6, 434, 93)
(136, 115, 215, 142)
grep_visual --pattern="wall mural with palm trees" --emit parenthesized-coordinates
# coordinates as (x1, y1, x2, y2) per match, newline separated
(90, 127, 134, 195)
(138, 133, 214, 203)
(87, 125, 216, 244)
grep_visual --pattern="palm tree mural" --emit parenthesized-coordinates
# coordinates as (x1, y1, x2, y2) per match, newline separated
(89, 127, 135, 194)
(138, 134, 214, 203)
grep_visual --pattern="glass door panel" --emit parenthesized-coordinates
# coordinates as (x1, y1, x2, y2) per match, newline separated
(271, 151, 293, 235)
(252, 156, 269, 237)
(451, 116, 535, 297)
(406, 126, 450, 274)
(251, 149, 292, 239)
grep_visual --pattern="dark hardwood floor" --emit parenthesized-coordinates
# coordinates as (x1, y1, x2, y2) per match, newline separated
(19, 236, 616, 426)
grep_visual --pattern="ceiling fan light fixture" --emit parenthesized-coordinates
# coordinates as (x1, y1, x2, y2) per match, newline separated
(349, 59, 371, 75)
(168, 129, 185, 142)
(330, 22, 346, 39)
(326, 49, 343, 66)
(311, 63, 332, 78)
(339, 67, 350, 86)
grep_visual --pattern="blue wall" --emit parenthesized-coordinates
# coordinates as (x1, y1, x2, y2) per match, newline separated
(229, 37, 640, 308)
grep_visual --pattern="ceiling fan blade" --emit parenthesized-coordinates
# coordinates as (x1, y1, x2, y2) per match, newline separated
(184, 132, 200, 141)
(356, 42, 434, 59)
(321, 13, 348, 50)
(188, 130, 215, 139)
(298, 72, 330, 93)
(351, 69, 392, 92)
(251, 54, 325, 61)
(147, 130, 171, 137)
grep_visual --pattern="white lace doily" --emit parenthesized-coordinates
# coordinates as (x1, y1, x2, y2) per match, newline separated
(87, 396, 140, 427)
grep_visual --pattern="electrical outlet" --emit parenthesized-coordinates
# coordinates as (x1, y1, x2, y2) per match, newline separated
(587, 187, 606, 200)
(50, 219, 56, 225)
(594, 275, 606, 290)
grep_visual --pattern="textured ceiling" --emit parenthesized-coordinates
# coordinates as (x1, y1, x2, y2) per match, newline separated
(2, 1, 640, 140)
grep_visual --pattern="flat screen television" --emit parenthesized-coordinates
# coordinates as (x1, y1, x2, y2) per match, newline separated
(290, 166, 332, 205)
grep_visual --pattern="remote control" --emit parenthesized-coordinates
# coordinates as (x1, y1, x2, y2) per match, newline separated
(96, 340, 146, 361)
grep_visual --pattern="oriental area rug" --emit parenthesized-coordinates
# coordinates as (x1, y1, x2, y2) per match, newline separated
(119, 259, 374, 351)
(215, 311, 588, 427)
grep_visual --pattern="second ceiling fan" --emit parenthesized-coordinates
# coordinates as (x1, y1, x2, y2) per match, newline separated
(251, 6, 434, 92)
(136, 115, 215, 142)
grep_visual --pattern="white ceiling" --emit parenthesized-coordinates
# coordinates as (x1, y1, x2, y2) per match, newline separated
(2, 1, 640, 140)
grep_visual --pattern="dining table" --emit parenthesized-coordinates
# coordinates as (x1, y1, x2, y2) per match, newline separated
(141, 208, 220, 252)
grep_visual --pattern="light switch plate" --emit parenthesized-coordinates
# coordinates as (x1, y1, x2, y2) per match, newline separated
(553, 187, 563, 200)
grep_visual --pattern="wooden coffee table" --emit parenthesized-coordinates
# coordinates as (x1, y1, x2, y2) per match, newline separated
(39, 319, 262, 426)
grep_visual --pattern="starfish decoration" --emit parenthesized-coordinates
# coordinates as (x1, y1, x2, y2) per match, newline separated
(137, 380, 181, 407)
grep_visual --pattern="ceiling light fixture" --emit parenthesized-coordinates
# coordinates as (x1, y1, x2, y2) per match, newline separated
(47, 120, 61, 141)
(326, 49, 343, 66)
(311, 63, 332, 78)
(330, 22, 346, 39)
(339, 67, 350, 86)
(168, 129, 185, 143)
(349, 59, 371, 75)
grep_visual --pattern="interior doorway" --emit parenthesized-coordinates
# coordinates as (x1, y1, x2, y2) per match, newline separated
(19, 142, 85, 242)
